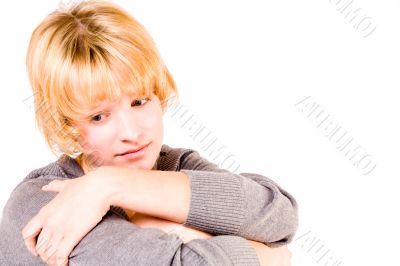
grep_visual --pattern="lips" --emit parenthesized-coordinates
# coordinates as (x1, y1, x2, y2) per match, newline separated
(117, 143, 150, 156)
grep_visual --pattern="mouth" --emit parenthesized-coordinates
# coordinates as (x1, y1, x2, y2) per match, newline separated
(116, 143, 150, 158)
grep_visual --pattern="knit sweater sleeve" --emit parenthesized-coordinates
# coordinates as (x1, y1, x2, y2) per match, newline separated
(178, 149, 299, 247)
(0, 176, 260, 266)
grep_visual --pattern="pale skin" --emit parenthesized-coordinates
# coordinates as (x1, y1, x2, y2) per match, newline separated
(21, 93, 291, 266)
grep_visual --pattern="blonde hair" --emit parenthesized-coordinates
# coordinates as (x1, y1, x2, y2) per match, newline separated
(26, 0, 177, 160)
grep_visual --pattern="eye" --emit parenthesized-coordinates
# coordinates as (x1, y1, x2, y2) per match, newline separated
(131, 97, 150, 107)
(90, 113, 106, 123)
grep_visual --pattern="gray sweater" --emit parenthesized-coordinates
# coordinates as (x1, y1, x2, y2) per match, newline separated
(0, 144, 298, 265)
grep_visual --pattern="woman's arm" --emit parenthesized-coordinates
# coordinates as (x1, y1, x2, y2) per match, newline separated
(96, 147, 299, 247)
(0, 177, 292, 266)
(102, 167, 192, 224)
(16, 164, 294, 265)
(64, 148, 298, 247)
(19, 148, 297, 263)
(178, 149, 299, 246)
(2, 176, 263, 266)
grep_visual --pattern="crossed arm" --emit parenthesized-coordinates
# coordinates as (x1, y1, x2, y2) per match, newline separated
(15, 150, 298, 265)
(114, 168, 293, 266)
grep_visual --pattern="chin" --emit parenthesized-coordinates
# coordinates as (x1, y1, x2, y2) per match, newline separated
(125, 161, 153, 171)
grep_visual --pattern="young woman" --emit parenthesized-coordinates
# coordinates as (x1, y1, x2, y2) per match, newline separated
(0, 1, 298, 265)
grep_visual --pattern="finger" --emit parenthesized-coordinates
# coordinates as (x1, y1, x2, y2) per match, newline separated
(22, 227, 41, 256)
(22, 215, 44, 256)
(36, 233, 65, 266)
(45, 233, 69, 265)
(48, 236, 76, 266)
(42, 180, 66, 192)
(41, 233, 64, 266)
(40, 240, 57, 264)
(36, 231, 52, 257)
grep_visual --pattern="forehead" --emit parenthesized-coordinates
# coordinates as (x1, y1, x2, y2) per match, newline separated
(67, 75, 152, 113)
(79, 90, 151, 112)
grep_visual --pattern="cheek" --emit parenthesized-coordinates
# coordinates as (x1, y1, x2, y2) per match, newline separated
(79, 126, 116, 154)
(140, 105, 163, 132)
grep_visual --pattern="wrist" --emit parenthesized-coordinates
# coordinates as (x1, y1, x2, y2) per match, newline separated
(110, 167, 133, 208)
(90, 166, 131, 208)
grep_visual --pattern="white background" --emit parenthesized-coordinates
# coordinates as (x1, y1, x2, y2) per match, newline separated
(1, 0, 399, 265)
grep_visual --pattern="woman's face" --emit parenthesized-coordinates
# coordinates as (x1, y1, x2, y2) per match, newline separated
(73, 92, 164, 171)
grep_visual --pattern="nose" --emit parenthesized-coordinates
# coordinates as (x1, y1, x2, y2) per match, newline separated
(115, 108, 142, 142)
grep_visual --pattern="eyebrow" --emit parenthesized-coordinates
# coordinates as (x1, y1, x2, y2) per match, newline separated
(82, 101, 114, 119)
(92, 99, 115, 110)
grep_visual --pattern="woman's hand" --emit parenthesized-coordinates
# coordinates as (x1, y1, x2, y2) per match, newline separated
(21, 167, 114, 266)
(130, 212, 212, 243)
(247, 240, 292, 266)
